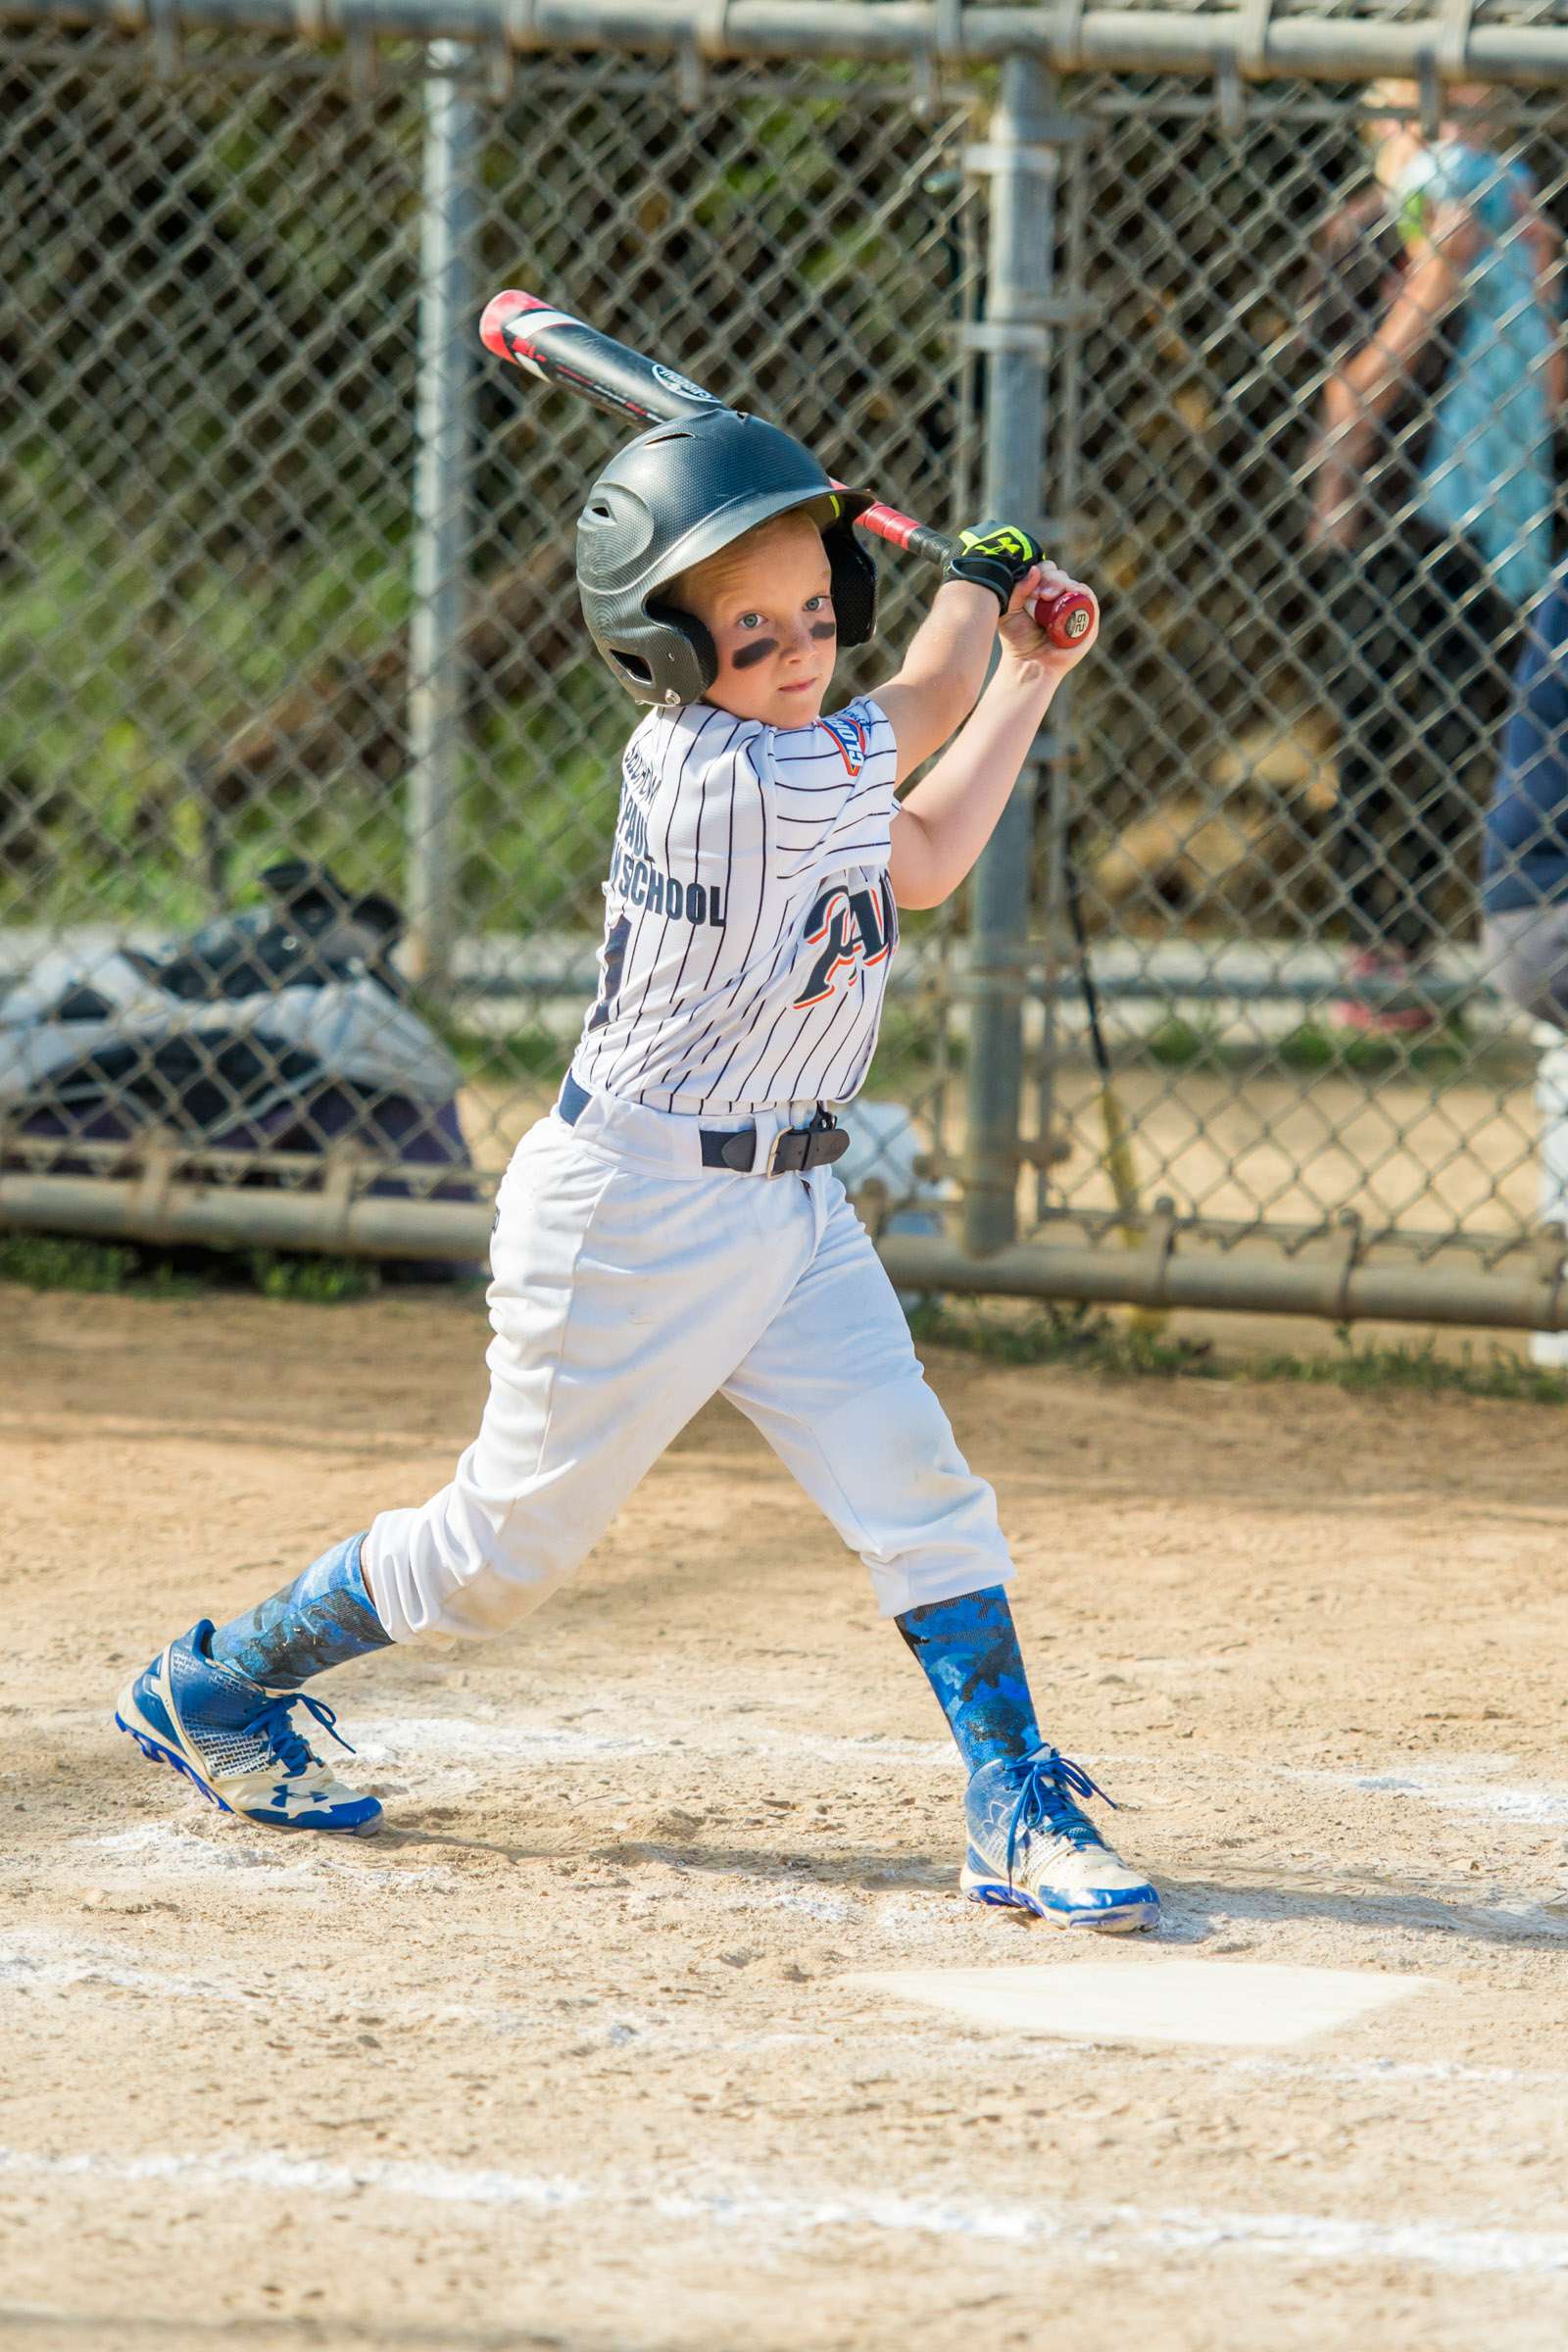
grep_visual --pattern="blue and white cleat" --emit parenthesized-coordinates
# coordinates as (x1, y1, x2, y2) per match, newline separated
(961, 1744, 1157, 1933)
(115, 1621, 382, 1836)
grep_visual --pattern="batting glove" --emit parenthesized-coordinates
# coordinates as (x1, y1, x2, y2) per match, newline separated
(944, 519, 1046, 612)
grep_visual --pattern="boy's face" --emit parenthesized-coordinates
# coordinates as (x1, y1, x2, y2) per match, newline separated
(673, 514, 837, 727)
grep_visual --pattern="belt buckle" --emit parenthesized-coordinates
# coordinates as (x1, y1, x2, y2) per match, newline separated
(766, 1109, 840, 1177)
(765, 1127, 807, 1177)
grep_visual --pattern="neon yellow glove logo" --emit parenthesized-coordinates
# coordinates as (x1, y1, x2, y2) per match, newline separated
(960, 524, 1038, 563)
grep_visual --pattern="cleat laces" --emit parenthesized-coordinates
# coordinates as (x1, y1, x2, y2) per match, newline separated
(250, 1691, 357, 1780)
(1004, 1743, 1118, 1890)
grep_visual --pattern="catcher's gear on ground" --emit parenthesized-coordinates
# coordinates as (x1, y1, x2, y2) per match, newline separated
(943, 519, 1047, 612)
(115, 1624, 382, 1835)
(961, 1744, 1159, 1931)
(2, 861, 477, 1254)
(576, 410, 878, 705)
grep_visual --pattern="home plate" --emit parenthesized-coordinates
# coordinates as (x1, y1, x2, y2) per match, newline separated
(844, 1960, 1430, 2049)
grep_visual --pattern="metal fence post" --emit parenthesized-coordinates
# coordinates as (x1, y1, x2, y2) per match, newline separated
(405, 39, 474, 996)
(962, 53, 1057, 1253)
(1035, 88, 1086, 1229)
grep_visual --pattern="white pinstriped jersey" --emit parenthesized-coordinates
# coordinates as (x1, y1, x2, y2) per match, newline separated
(571, 696, 901, 1116)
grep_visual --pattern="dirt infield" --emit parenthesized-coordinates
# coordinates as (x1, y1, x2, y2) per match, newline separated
(4, 1279, 1568, 2351)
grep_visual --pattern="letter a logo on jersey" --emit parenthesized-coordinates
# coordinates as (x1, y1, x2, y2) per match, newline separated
(793, 878, 895, 1009)
(815, 711, 867, 776)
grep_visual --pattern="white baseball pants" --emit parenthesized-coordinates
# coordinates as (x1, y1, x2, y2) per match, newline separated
(365, 1090, 1012, 1642)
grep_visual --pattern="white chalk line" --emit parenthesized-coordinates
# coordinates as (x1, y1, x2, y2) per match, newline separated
(45, 1819, 860, 1918)
(10, 1929, 1568, 2099)
(0, 1929, 825, 2055)
(1098, 1745, 1568, 1828)
(0, 1931, 533, 2031)
(2, 2144, 1567, 2278)
(0, 1935, 254, 2007)
(350, 1713, 956, 1783)
(340, 1713, 1568, 1887)
(23, 1714, 1568, 1947)
(348, 1717, 1568, 1830)
(1351, 1767, 1568, 1828)
(32, 1700, 1568, 1827)
(20, 1745, 1565, 1954)
(43, 1819, 1563, 1952)
(71, 1820, 460, 1890)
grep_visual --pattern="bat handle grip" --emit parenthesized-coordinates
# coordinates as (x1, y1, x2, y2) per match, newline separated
(851, 497, 1097, 652)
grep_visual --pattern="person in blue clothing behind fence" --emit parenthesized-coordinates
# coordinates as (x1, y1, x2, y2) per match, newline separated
(1486, 576, 1568, 1027)
(1483, 575, 1568, 1363)
(1308, 82, 1562, 1033)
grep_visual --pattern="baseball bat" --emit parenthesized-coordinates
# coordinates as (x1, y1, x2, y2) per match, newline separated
(478, 290, 1097, 650)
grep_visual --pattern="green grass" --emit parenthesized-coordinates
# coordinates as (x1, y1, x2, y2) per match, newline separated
(0, 458, 630, 941)
(0, 1235, 148, 1294)
(1145, 1016, 1221, 1069)
(0, 1231, 377, 1302)
(449, 1022, 573, 1088)
(907, 1299, 1220, 1379)
(1273, 1020, 1470, 1078)
(1094, 1017, 1532, 1089)
(907, 1298, 1568, 1402)
(1249, 1334, 1568, 1404)
(245, 1250, 379, 1304)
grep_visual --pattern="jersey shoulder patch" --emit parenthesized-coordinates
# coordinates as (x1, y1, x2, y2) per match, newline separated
(815, 710, 869, 776)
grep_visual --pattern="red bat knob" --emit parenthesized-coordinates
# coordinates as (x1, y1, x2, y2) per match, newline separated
(1036, 584, 1098, 648)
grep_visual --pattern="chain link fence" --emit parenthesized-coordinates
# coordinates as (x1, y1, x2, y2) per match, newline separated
(1, 27, 982, 1267)
(6, 12, 1568, 1326)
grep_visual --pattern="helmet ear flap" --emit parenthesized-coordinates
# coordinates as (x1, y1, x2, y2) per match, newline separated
(824, 525, 878, 648)
(641, 602, 717, 704)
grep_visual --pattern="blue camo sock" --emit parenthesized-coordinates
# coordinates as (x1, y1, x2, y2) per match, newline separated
(895, 1585, 1041, 1776)
(207, 1532, 391, 1691)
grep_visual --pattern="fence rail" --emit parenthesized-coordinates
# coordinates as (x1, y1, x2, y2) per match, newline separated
(7, 11, 1568, 1328)
(9, 3, 1568, 89)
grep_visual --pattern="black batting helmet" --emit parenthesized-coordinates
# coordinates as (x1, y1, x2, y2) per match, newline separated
(575, 411, 879, 707)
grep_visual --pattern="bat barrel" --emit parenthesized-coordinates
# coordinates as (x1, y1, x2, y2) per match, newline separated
(479, 289, 720, 424)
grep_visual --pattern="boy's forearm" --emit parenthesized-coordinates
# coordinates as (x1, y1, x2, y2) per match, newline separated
(891, 662, 1056, 908)
(872, 577, 1010, 785)
(888, 580, 999, 715)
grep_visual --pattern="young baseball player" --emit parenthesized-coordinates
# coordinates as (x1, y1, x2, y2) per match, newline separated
(114, 411, 1158, 1932)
